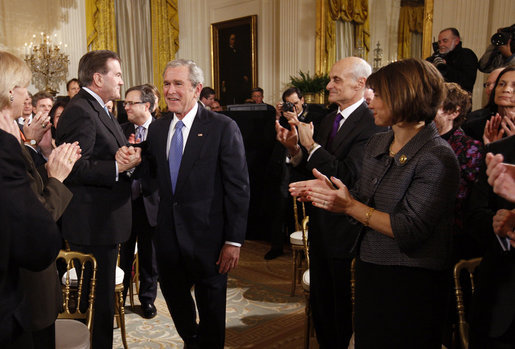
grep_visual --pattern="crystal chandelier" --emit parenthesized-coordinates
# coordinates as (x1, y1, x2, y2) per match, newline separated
(24, 33, 70, 95)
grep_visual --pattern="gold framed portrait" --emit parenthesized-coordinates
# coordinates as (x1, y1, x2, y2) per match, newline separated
(211, 15, 257, 105)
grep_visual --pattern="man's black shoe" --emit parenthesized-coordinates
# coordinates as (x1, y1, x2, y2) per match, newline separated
(141, 302, 157, 319)
(264, 248, 283, 260)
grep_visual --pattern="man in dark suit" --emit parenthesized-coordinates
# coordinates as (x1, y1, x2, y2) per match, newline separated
(55, 50, 141, 349)
(119, 85, 160, 319)
(264, 87, 326, 260)
(144, 59, 250, 348)
(467, 135, 515, 348)
(276, 57, 384, 348)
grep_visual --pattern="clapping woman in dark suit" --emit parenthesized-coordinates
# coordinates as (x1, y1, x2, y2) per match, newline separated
(0, 51, 81, 348)
(290, 59, 460, 348)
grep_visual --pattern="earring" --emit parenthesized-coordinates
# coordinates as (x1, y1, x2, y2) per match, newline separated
(9, 93, 14, 103)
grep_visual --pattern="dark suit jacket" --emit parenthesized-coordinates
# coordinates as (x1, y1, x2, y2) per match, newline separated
(467, 135, 515, 339)
(18, 145, 72, 330)
(0, 130, 61, 345)
(146, 105, 250, 278)
(56, 88, 131, 245)
(121, 120, 159, 227)
(297, 102, 385, 257)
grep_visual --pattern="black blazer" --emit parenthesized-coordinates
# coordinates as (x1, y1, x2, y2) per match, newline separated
(121, 119, 159, 227)
(18, 145, 72, 331)
(0, 130, 61, 345)
(56, 88, 132, 245)
(146, 105, 250, 277)
(468, 136, 515, 340)
(298, 102, 385, 258)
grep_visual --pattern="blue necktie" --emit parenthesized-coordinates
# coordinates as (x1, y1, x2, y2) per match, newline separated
(135, 126, 145, 142)
(104, 106, 111, 119)
(169, 120, 184, 193)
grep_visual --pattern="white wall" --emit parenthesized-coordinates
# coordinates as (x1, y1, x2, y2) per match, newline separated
(433, 0, 515, 109)
(178, 0, 317, 104)
(0, 0, 87, 95)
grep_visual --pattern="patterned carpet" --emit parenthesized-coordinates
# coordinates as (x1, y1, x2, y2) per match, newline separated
(112, 240, 312, 348)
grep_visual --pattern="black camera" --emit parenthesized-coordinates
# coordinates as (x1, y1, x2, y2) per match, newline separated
(282, 101, 295, 113)
(491, 25, 515, 46)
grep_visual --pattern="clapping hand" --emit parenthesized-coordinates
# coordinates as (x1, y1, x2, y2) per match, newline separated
(23, 111, 51, 143)
(46, 142, 82, 182)
(116, 146, 142, 172)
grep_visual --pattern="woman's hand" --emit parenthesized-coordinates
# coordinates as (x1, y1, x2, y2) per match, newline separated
(23, 111, 51, 143)
(46, 142, 82, 182)
(483, 113, 504, 144)
(289, 168, 355, 214)
(501, 116, 515, 138)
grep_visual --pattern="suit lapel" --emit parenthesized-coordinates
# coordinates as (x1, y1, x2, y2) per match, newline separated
(155, 115, 173, 193)
(82, 90, 127, 147)
(329, 102, 367, 153)
(174, 107, 209, 195)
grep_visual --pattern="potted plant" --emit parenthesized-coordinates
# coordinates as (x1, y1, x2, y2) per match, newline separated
(289, 71, 329, 104)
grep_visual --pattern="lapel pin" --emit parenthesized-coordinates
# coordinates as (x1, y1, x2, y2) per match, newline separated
(198, 133, 203, 137)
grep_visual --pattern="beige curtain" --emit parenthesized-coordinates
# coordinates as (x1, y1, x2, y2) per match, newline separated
(86, 0, 117, 51)
(397, 5, 423, 60)
(335, 20, 354, 61)
(115, 0, 152, 96)
(150, 0, 179, 110)
(316, 0, 370, 74)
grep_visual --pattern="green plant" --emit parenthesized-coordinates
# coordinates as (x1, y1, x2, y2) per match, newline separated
(289, 71, 329, 93)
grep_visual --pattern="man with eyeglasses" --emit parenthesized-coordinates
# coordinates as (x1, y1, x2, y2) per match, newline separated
(119, 85, 160, 319)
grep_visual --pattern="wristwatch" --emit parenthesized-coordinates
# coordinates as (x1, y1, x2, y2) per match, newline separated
(24, 139, 37, 146)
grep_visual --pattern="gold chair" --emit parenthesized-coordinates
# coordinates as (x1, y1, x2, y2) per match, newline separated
(55, 249, 97, 349)
(454, 257, 482, 349)
(299, 216, 314, 349)
(290, 198, 309, 296)
(126, 242, 140, 310)
(115, 245, 129, 349)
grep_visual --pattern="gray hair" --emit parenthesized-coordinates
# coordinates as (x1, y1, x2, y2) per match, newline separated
(163, 59, 204, 87)
(348, 57, 372, 81)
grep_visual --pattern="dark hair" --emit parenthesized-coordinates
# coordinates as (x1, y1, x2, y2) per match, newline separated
(49, 99, 68, 125)
(486, 66, 515, 112)
(78, 50, 120, 87)
(125, 85, 155, 111)
(32, 91, 54, 107)
(441, 27, 460, 38)
(367, 59, 445, 125)
(250, 87, 264, 96)
(143, 83, 161, 101)
(200, 87, 215, 100)
(282, 87, 303, 102)
(66, 78, 80, 91)
(441, 82, 471, 128)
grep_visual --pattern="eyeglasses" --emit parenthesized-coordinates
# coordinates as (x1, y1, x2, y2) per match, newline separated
(123, 101, 146, 107)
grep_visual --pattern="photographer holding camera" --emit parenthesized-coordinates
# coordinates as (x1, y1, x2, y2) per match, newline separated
(427, 27, 478, 93)
(263, 87, 326, 260)
(479, 24, 515, 73)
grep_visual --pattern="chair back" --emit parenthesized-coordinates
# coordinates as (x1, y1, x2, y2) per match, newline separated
(301, 216, 310, 268)
(57, 249, 97, 331)
(454, 257, 482, 349)
(293, 197, 306, 232)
